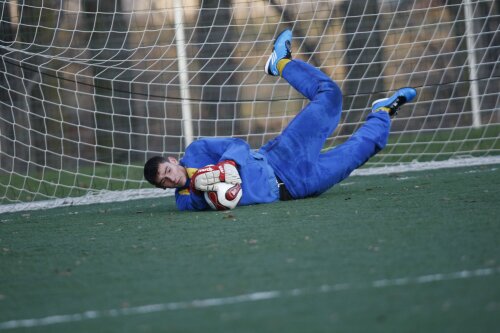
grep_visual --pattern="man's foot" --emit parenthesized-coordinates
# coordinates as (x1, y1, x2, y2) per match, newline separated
(264, 29, 293, 76)
(372, 87, 417, 117)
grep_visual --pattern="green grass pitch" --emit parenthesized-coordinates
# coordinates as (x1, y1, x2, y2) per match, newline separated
(1, 164, 499, 332)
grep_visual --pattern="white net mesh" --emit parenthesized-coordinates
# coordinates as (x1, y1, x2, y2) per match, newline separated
(1, 0, 499, 208)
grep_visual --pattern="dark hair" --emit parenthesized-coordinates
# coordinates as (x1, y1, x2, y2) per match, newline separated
(144, 156, 167, 187)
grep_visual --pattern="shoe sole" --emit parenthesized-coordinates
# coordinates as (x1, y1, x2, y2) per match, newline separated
(264, 52, 277, 75)
(372, 87, 416, 115)
(264, 30, 292, 75)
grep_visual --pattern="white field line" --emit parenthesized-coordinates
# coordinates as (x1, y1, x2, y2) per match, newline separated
(351, 155, 500, 176)
(0, 188, 173, 214)
(1, 156, 499, 214)
(0, 266, 498, 330)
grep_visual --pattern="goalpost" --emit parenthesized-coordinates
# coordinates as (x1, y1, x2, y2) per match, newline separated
(0, 0, 499, 212)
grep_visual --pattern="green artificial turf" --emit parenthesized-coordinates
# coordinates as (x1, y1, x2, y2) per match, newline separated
(0, 164, 499, 332)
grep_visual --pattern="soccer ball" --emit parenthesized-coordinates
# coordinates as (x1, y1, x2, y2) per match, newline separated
(204, 182, 243, 210)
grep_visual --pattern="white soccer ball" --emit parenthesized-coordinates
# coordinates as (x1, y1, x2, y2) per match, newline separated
(204, 182, 243, 210)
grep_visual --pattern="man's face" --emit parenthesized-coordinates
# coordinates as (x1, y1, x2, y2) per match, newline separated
(155, 157, 188, 189)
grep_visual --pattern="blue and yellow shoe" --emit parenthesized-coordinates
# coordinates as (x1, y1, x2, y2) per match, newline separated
(264, 29, 293, 76)
(372, 87, 417, 117)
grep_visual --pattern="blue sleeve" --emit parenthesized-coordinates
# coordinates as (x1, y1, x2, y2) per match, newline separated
(184, 138, 251, 167)
(175, 187, 209, 211)
(175, 137, 254, 211)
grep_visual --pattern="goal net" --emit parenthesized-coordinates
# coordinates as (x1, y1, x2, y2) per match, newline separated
(1, 0, 499, 210)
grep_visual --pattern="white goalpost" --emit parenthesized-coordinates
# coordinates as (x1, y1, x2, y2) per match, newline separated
(0, 0, 499, 212)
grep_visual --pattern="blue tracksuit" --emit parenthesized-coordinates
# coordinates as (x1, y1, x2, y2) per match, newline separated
(175, 60, 391, 211)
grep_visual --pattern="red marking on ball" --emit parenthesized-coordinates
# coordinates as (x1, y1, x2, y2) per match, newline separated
(226, 183, 241, 200)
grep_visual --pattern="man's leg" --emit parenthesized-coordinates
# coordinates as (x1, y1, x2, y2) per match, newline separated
(310, 111, 391, 196)
(262, 59, 343, 152)
(259, 64, 343, 198)
(305, 87, 417, 197)
(260, 30, 343, 198)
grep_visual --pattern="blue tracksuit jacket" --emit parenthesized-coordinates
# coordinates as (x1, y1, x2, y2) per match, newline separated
(175, 138, 279, 211)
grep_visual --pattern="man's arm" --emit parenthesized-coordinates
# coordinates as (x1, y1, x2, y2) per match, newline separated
(185, 137, 251, 167)
(191, 160, 241, 192)
(175, 187, 208, 211)
(176, 138, 251, 210)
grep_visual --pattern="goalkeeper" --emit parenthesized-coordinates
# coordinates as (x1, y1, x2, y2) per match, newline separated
(144, 29, 417, 211)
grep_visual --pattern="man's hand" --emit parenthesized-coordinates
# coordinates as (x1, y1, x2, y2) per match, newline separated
(191, 160, 241, 192)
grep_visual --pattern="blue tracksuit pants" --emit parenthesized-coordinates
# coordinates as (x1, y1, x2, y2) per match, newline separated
(259, 60, 391, 199)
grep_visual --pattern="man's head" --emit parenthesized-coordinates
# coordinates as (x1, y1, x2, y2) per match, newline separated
(144, 156, 188, 189)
